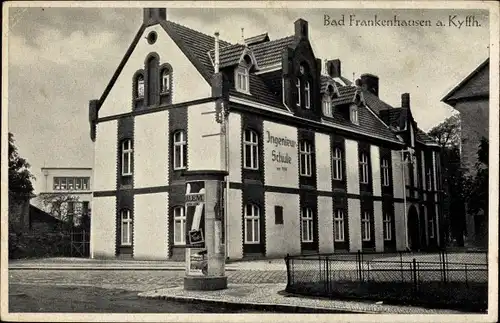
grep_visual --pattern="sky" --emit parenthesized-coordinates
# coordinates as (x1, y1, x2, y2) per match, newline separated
(7, 5, 490, 193)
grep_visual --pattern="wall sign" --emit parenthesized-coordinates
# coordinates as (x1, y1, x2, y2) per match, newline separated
(265, 130, 297, 172)
(185, 181, 206, 248)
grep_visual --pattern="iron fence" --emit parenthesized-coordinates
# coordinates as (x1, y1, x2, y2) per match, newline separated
(285, 250, 488, 312)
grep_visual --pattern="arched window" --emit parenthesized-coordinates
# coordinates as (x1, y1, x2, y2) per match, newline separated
(160, 68, 171, 93)
(173, 130, 187, 170)
(304, 81, 311, 109)
(235, 65, 250, 93)
(301, 207, 314, 243)
(173, 206, 186, 245)
(121, 139, 133, 176)
(120, 209, 132, 246)
(295, 78, 301, 107)
(359, 152, 369, 184)
(299, 140, 313, 177)
(244, 204, 260, 244)
(332, 147, 343, 180)
(136, 74, 145, 98)
(243, 129, 259, 170)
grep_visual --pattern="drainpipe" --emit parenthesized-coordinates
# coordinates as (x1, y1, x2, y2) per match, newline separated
(401, 149, 409, 250)
(214, 31, 220, 73)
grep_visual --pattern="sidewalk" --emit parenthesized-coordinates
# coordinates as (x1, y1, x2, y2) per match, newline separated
(9, 257, 286, 271)
(138, 283, 463, 314)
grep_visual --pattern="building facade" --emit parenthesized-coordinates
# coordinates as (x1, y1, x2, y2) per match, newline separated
(89, 8, 443, 260)
(33, 167, 93, 226)
(442, 58, 489, 248)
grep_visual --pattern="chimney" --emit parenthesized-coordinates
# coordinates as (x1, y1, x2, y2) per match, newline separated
(401, 93, 410, 109)
(143, 8, 167, 26)
(294, 19, 309, 40)
(214, 31, 220, 73)
(360, 73, 379, 96)
(326, 59, 341, 78)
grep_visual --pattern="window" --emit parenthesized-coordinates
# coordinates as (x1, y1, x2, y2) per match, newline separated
(161, 69, 171, 93)
(361, 211, 371, 241)
(121, 139, 133, 176)
(136, 75, 144, 98)
(295, 78, 301, 107)
(82, 178, 89, 190)
(67, 178, 74, 190)
(173, 131, 187, 170)
(53, 178, 60, 190)
(173, 206, 186, 245)
(243, 129, 259, 170)
(304, 82, 311, 109)
(299, 140, 313, 177)
(383, 213, 392, 241)
(429, 217, 435, 238)
(244, 204, 260, 244)
(53, 177, 90, 191)
(426, 169, 433, 190)
(332, 147, 343, 180)
(360, 153, 369, 184)
(322, 98, 332, 116)
(75, 178, 81, 190)
(235, 67, 249, 93)
(381, 158, 390, 187)
(301, 207, 314, 243)
(350, 106, 359, 124)
(334, 209, 345, 242)
(120, 209, 132, 246)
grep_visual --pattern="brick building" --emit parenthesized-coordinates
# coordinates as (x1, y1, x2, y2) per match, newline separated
(442, 58, 489, 248)
(88, 8, 443, 260)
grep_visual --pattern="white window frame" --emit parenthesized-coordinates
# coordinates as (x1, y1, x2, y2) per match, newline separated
(381, 158, 390, 187)
(121, 139, 133, 176)
(360, 153, 369, 184)
(161, 69, 170, 93)
(82, 178, 89, 190)
(235, 66, 250, 93)
(120, 209, 132, 246)
(173, 206, 186, 245)
(244, 204, 260, 244)
(383, 213, 392, 241)
(304, 81, 311, 109)
(350, 106, 359, 124)
(334, 209, 345, 242)
(243, 129, 259, 170)
(301, 207, 314, 243)
(53, 177, 61, 190)
(295, 78, 301, 107)
(427, 169, 433, 191)
(299, 140, 313, 177)
(361, 211, 371, 241)
(429, 216, 435, 238)
(173, 130, 187, 170)
(137, 75, 145, 98)
(332, 148, 343, 180)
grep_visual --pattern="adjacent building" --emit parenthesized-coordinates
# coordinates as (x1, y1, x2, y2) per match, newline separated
(89, 8, 443, 260)
(33, 167, 93, 226)
(442, 58, 489, 248)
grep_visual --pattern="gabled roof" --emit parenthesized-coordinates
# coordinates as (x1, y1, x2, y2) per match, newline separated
(442, 58, 489, 102)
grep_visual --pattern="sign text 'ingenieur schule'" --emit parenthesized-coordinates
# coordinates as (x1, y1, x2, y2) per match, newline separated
(266, 131, 296, 165)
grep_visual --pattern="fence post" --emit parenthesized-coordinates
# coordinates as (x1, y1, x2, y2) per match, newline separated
(326, 256, 330, 294)
(443, 250, 447, 283)
(285, 254, 291, 289)
(465, 263, 468, 287)
(400, 251, 404, 282)
(412, 258, 418, 295)
(357, 250, 362, 282)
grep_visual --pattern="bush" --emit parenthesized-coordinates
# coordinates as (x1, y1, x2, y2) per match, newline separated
(8, 230, 72, 259)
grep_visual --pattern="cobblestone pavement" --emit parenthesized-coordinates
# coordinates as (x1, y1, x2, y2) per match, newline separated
(9, 269, 287, 292)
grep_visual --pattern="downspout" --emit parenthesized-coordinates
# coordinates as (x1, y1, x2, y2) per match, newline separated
(401, 149, 409, 250)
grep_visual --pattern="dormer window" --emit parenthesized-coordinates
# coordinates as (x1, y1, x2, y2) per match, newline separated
(350, 105, 359, 124)
(322, 98, 332, 116)
(136, 74, 144, 98)
(304, 82, 311, 109)
(235, 66, 249, 93)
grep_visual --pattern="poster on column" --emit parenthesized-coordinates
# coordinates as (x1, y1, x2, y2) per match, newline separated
(185, 181, 206, 248)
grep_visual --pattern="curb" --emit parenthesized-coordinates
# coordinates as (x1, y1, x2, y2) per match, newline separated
(9, 266, 239, 271)
(139, 293, 378, 314)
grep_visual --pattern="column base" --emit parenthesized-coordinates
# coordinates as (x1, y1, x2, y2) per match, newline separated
(184, 276, 228, 291)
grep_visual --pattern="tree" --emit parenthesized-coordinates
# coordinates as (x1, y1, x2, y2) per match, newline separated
(428, 115, 469, 246)
(9, 132, 35, 197)
(467, 137, 488, 246)
(39, 193, 81, 230)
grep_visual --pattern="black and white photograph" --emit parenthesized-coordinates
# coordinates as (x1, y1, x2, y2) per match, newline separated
(2, 1, 498, 322)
